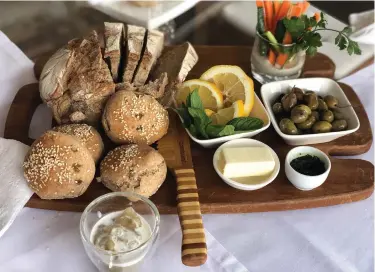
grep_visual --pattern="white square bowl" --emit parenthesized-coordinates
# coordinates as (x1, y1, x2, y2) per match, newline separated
(261, 77, 360, 146)
(185, 92, 271, 148)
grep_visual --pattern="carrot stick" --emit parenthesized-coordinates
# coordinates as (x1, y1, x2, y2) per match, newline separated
(264, 1, 274, 31)
(275, 53, 288, 67)
(275, 32, 292, 67)
(256, 0, 264, 8)
(276, 0, 291, 20)
(268, 50, 276, 65)
(273, 1, 281, 17)
(300, 1, 310, 14)
(282, 32, 292, 44)
(289, 5, 302, 17)
(314, 12, 321, 22)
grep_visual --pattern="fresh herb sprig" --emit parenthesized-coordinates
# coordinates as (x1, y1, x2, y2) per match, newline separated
(174, 89, 264, 139)
(283, 12, 361, 56)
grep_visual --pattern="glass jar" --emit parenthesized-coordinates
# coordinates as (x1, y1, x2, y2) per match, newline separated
(80, 192, 160, 272)
(251, 32, 306, 84)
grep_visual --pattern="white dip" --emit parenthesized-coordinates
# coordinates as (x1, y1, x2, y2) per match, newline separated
(90, 207, 151, 253)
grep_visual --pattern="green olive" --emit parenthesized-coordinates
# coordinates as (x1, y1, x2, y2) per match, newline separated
(297, 115, 317, 130)
(303, 93, 319, 110)
(332, 119, 348, 131)
(290, 104, 312, 124)
(324, 95, 339, 109)
(291, 87, 304, 101)
(333, 109, 345, 120)
(320, 110, 334, 123)
(317, 99, 328, 111)
(312, 121, 332, 133)
(279, 118, 298, 135)
(311, 111, 320, 121)
(272, 102, 283, 115)
(281, 92, 297, 112)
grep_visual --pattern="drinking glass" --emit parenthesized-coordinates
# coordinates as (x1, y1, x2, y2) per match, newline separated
(251, 32, 306, 84)
(80, 192, 160, 272)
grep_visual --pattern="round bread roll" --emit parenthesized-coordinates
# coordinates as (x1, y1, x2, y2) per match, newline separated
(102, 90, 169, 145)
(99, 144, 167, 197)
(23, 131, 95, 199)
(52, 124, 104, 163)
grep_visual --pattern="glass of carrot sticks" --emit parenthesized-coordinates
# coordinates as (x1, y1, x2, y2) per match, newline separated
(251, 0, 310, 83)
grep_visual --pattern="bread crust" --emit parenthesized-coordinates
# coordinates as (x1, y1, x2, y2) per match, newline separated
(100, 144, 167, 198)
(40, 31, 115, 126)
(23, 131, 95, 199)
(102, 90, 169, 145)
(52, 124, 104, 164)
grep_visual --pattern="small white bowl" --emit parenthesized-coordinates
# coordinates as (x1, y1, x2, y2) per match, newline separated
(285, 146, 331, 191)
(186, 92, 271, 148)
(213, 139, 280, 190)
(261, 77, 360, 145)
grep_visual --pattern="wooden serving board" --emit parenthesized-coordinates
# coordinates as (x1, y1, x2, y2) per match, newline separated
(5, 46, 374, 213)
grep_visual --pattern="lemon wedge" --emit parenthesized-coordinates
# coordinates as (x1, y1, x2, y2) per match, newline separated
(204, 109, 215, 117)
(200, 65, 255, 116)
(176, 79, 223, 111)
(211, 100, 246, 125)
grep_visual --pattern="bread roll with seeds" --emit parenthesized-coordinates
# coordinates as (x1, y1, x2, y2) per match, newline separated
(52, 124, 104, 163)
(102, 90, 169, 145)
(23, 131, 95, 199)
(99, 144, 167, 197)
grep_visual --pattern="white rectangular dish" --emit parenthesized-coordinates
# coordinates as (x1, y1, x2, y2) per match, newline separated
(261, 77, 360, 146)
(185, 92, 270, 148)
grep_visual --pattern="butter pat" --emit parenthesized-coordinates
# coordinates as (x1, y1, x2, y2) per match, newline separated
(220, 146, 275, 178)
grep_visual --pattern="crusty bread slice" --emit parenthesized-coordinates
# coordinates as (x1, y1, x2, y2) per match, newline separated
(122, 25, 146, 83)
(132, 29, 164, 87)
(150, 42, 198, 107)
(104, 22, 124, 82)
(115, 72, 168, 99)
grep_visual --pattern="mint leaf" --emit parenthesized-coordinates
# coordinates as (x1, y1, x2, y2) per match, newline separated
(206, 125, 235, 138)
(189, 89, 203, 109)
(185, 92, 192, 107)
(175, 106, 191, 127)
(227, 117, 264, 130)
(188, 124, 197, 137)
(187, 107, 210, 139)
(218, 125, 235, 136)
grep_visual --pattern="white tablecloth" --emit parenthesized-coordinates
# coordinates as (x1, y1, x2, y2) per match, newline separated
(0, 31, 373, 272)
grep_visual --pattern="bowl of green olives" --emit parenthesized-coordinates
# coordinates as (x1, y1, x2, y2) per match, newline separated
(261, 78, 360, 145)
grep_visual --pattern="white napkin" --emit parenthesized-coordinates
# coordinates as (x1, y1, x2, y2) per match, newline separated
(0, 138, 33, 238)
(0, 31, 36, 238)
(318, 10, 374, 80)
(349, 10, 374, 44)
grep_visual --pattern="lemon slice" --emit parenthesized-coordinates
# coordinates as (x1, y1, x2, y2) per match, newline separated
(211, 100, 245, 125)
(200, 65, 255, 116)
(204, 109, 215, 117)
(176, 79, 223, 111)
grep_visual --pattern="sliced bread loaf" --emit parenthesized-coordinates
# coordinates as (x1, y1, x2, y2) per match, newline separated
(115, 72, 168, 99)
(122, 25, 146, 83)
(41, 31, 115, 125)
(104, 22, 124, 82)
(150, 42, 198, 107)
(132, 29, 164, 87)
